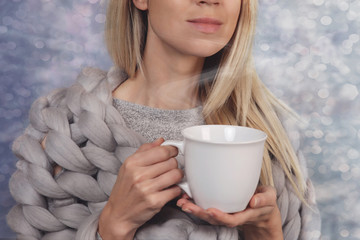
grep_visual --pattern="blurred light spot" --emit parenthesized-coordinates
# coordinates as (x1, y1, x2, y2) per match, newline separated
(347, 149, 359, 160)
(341, 172, 351, 181)
(0, 25, 8, 34)
(320, 16, 332, 25)
(15, 9, 26, 19)
(311, 145, 322, 154)
(313, 130, 324, 139)
(260, 43, 270, 51)
(40, 53, 51, 61)
(315, 64, 327, 72)
(339, 84, 358, 101)
(88, 0, 99, 3)
(291, 43, 305, 54)
(305, 130, 313, 138)
(35, 40, 45, 49)
(66, 41, 83, 53)
(342, 40, 353, 49)
(325, 133, 336, 143)
(72, 14, 91, 27)
(338, 2, 349, 11)
(349, 34, 359, 43)
(347, 11, 357, 21)
(302, 93, 314, 102)
(298, 16, 316, 29)
(276, 9, 295, 30)
(339, 64, 351, 74)
(318, 88, 329, 99)
(340, 229, 350, 237)
(308, 11, 318, 19)
(308, 69, 319, 79)
(95, 14, 106, 23)
(295, 60, 309, 71)
(313, 0, 324, 6)
(339, 163, 350, 173)
(14, 87, 31, 98)
(351, 167, 360, 178)
(77, 5, 92, 17)
(321, 116, 333, 126)
(311, 231, 321, 238)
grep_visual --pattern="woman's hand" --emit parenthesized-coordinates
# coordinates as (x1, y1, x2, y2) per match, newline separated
(177, 186, 283, 240)
(98, 138, 183, 240)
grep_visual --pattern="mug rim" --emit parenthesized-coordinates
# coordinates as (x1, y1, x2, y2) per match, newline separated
(181, 125, 267, 145)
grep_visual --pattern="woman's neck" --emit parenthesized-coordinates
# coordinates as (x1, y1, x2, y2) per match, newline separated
(113, 36, 205, 110)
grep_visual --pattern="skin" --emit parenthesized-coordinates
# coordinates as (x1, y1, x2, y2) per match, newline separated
(98, 138, 183, 239)
(112, 0, 241, 110)
(97, 0, 284, 239)
(177, 187, 284, 240)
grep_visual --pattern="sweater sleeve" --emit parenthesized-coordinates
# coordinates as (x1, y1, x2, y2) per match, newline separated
(7, 68, 116, 240)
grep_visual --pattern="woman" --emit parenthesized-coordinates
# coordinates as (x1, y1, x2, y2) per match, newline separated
(7, 0, 321, 239)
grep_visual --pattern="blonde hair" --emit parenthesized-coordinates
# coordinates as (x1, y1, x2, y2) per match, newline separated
(105, 0, 306, 201)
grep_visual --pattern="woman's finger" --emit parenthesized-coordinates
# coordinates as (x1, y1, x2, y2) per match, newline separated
(134, 145, 179, 166)
(147, 168, 184, 192)
(139, 157, 179, 181)
(153, 185, 183, 207)
(136, 138, 164, 152)
(180, 193, 191, 200)
(206, 205, 275, 227)
(176, 194, 193, 207)
(179, 201, 221, 226)
(248, 186, 277, 209)
(206, 208, 244, 227)
(206, 186, 277, 226)
(176, 186, 278, 228)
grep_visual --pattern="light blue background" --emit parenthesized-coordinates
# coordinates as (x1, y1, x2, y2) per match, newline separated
(0, 0, 359, 239)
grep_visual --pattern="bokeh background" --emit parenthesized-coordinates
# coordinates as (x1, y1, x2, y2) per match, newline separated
(0, 0, 359, 239)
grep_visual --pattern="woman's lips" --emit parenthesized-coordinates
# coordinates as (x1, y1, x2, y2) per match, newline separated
(187, 18, 223, 33)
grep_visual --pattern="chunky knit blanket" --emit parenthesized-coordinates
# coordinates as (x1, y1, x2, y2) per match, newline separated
(7, 66, 321, 240)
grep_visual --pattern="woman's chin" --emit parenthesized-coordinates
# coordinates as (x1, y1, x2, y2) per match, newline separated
(185, 40, 228, 58)
(184, 46, 225, 58)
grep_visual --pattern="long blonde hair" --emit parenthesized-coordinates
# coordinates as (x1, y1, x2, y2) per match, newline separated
(105, 0, 306, 201)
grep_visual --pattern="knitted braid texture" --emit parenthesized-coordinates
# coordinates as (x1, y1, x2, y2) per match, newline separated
(7, 66, 320, 240)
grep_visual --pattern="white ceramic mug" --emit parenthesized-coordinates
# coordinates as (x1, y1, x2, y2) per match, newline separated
(162, 125, 267, 213)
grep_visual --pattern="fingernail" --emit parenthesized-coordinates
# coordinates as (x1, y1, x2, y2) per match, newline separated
(183, 208, 192, 213)
(177, 202, 184, 207)
(155, 138, 163, 143)
(254, 198, 258, 207)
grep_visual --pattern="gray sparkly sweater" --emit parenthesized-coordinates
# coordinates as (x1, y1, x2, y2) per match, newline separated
(7, 66, 321, 240)
(113, 98, 205, 142)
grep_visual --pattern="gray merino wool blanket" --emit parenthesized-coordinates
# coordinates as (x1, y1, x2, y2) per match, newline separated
(7, 66, 321, 240)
